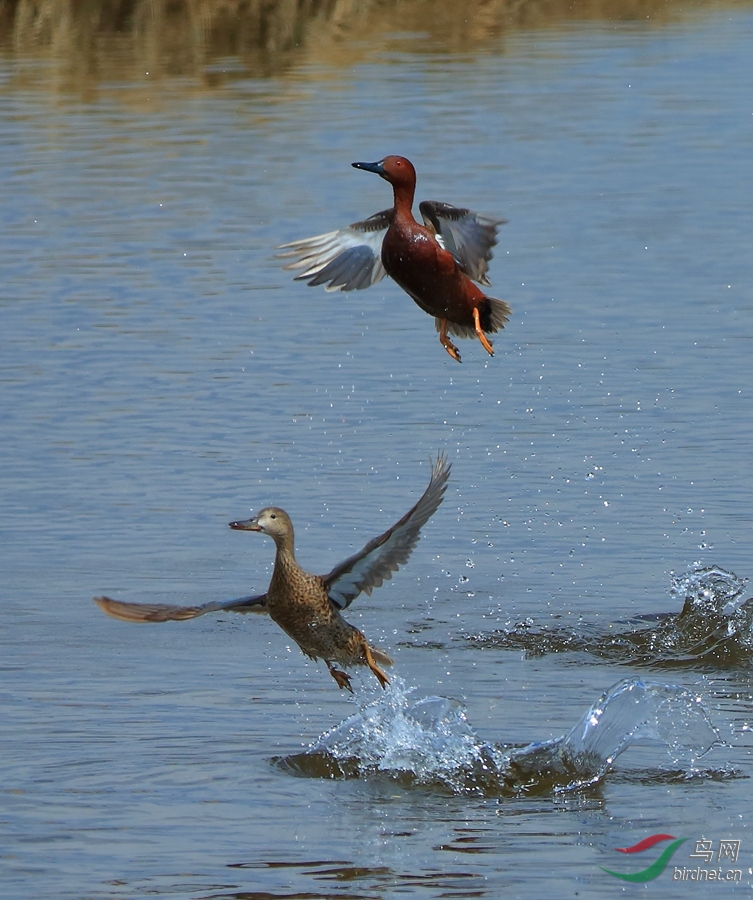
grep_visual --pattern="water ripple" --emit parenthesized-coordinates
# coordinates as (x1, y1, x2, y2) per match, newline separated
(466, 565, 753, 668)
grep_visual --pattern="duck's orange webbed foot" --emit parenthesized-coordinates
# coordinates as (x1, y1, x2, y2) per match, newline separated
(327, 662, 354, 692)
(473, 307, 494, 357)
(362, 642, 390, 690)
(438, 318, 462, 363)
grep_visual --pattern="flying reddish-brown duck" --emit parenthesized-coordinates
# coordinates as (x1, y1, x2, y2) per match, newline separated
(278, 156, 511, 363)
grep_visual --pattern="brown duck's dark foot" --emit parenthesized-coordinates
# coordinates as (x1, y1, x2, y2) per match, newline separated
(362, 642, 390, 690)
(327, 663, 354, 692)
(438, 318, 462, 363)
(473, 307, 494, 357)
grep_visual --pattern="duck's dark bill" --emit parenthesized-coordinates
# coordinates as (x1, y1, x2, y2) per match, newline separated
(229, 518, 261, 531)
(351, 160, 385, 174)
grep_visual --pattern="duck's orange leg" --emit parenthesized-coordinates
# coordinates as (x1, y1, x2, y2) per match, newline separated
(362, 640, 390, 689)
(473, 307, 494, 357)
(326, 661, 354, 692)
(438, 318, 462, 363)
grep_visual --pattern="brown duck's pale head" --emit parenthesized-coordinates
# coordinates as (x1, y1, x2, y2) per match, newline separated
(229, 506, 293, 541)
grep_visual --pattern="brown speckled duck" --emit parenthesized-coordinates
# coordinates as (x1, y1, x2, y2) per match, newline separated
(95, 455, 450, 692)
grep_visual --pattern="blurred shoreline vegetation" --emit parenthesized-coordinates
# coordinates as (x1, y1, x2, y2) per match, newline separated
(0, 0, 751, 86)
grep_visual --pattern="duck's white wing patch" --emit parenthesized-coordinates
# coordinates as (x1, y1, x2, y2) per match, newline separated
(419, 200, 504, 286)
(323, 455, 451, 610)
(94, 592, 268, 623)
(278, 209, 392, 292)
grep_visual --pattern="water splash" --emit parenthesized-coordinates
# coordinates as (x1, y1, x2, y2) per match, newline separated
(671, 565, 749, 619)
(466, 565, 753, 667)
(276, 677, 720, 797)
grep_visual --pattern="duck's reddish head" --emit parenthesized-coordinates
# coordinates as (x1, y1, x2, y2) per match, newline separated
(352, 155, 416, 190)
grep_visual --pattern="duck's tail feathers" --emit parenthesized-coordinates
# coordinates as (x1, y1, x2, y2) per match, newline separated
(483, 296, 512, 333)
(371, 646, 393, 666)
(435, 296, 511, 339)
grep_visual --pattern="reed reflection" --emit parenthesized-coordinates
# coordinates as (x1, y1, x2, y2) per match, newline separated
(2, 0, 752, 91)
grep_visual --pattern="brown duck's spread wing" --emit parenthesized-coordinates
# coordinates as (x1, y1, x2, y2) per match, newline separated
(323, 455, 450, 610)
(419, 200, 505, 286)
(94, 593, 268, 623)
(277, 209, 393, 292)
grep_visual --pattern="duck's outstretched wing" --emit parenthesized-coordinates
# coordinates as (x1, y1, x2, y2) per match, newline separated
(94, 593, 267, 623)
(323, 455, 451, 610)
(419, 201, 505, 286)
(277, 210, 393, 292)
